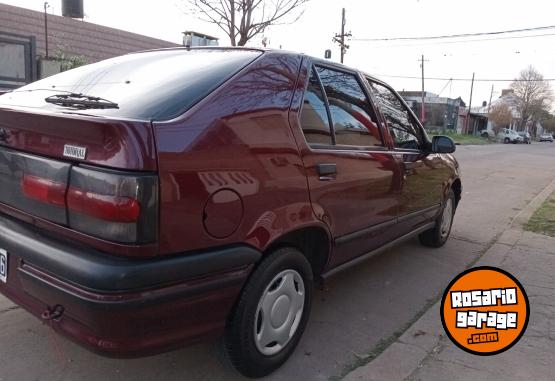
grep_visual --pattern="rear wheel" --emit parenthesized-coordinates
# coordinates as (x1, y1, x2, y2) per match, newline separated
(504, 137, 510, 144)
(224, 247, 313, 378)
(419, 190, 456, 248)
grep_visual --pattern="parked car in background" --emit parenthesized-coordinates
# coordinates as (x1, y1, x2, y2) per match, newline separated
(479, 129, 495, 139)
(498, 128, 524, 144)
(518, 131, 531, 144)
(539, 133, 554, 142)
(0, 48, 462, 377)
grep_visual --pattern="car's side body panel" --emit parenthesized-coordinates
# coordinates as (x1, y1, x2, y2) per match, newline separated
(153, 52, 328, 256)
(360, 76, 459, 236)
(287, 58, 403, 268)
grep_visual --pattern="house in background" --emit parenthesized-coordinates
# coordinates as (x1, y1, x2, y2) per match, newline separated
(0, 2, 180, 93)
(183, 31, 219, 47)
(457, 105, 488, 135)
(399, 91, 466, 132)
(470, 89, 523, 134)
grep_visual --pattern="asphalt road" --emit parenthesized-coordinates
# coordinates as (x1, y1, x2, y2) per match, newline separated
(1, 142, 555, 381)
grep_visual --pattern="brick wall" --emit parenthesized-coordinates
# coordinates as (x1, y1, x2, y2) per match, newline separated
(0, 3, 180, 63)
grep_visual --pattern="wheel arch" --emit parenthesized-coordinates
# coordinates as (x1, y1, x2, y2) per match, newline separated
(262, 225, 331, 278)
(451, 178, 462, 207)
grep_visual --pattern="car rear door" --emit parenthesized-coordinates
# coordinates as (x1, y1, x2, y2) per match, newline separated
(291, 62, 402, 268)
(364, 78, 448, 234)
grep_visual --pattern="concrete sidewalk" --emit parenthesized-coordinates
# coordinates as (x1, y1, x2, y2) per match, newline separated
(343, 228, 555, 381)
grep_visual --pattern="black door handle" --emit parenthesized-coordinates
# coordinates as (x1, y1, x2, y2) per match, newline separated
(316, 163, 336, 180)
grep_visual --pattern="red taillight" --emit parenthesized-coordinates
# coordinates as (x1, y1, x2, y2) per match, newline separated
(67, 187, 141, 223)
(22, 174, 66, 207)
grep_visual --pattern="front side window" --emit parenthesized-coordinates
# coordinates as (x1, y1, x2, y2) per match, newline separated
(366, 79, 424, 150)
(316, 67, 382, 147)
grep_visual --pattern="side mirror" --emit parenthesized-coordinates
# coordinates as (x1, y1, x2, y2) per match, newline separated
(431, 135, 456, 153)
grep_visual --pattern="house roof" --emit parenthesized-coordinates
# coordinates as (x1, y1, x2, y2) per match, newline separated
(399, 91, 465, 106)
(471, 93, 520, 118)
(0, 3, 180, 63)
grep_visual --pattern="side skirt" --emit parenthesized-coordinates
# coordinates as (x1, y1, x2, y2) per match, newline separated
(321, 222, 435, 280)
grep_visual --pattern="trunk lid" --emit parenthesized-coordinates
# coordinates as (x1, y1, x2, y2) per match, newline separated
(0, 106, 157, 171)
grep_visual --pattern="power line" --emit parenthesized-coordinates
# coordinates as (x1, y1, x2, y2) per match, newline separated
(352, 32, 555, 48)
(375, 74, 555, 82)
(437, 78, 453, 96)
(352, 25, 555, 42)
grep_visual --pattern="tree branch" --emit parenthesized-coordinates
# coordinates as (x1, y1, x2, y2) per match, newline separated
(184, 0, 309, 46)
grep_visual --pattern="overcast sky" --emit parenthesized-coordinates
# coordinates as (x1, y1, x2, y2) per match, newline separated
(3, 0, 555, 108)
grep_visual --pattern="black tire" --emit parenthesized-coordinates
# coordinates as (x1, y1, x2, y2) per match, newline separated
(419, 190, 456, 248)
(224, 247, 313, 378)
(504, 137, 510, 144)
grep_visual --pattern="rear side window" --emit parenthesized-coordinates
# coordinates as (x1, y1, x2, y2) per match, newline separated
(0, 50, 261, 121)
(299, 68, 333, 145)
(316, 67, 382, 147)
(366, 79, 424, 150)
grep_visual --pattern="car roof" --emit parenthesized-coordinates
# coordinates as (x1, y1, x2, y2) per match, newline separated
(131, 46, 385, 83)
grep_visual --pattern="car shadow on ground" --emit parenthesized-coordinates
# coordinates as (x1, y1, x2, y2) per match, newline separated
(0, 236, 484, 381)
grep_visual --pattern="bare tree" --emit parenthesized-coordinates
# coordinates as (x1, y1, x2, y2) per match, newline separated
(185, 0, 309, 46)
(510, 66, 553, 129)
(542, 113, 555, 133)
(488, 102, 513, 136)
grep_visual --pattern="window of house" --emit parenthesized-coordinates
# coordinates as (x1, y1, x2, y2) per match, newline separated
(366, 79, 424, 150)
(299, 67, 333, 145)
(316, 67, 382, 147)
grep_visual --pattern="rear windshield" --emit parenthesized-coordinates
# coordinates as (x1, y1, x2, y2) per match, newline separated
(0, 49, 261, 121)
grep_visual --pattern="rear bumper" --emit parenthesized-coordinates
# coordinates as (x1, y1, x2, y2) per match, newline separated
(0, 213, 260, 357)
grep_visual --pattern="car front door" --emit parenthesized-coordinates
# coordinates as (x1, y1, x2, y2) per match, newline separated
(365, 78, 449, 234)
(291, 63, 403, 268)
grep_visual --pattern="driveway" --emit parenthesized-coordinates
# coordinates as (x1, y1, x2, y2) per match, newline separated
(1, 143, 554, 381)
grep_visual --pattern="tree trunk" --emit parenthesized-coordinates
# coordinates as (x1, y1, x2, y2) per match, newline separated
(229, 30, 237, 46)
(237, 33, 248, 46)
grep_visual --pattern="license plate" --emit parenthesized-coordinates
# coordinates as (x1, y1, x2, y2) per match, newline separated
(0, 249, 7, 283)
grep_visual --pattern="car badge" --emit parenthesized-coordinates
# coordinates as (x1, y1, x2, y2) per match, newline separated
(63, 144, 87, 160)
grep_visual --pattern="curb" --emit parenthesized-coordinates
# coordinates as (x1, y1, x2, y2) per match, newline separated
(511, 177, 555, 227)
(342, 179, 555, 381)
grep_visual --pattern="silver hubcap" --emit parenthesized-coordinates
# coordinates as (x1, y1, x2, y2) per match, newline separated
(254, 269, 305, 356)
(440, 198, 454, 239)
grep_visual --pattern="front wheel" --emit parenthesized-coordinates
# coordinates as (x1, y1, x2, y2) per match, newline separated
(504, 137, 510, 144)
(419, 190, 456, 248)
(224, 247, 313, 378)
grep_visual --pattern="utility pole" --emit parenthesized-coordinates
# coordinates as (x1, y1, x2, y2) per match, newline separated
(333, 8, 351, 64)
(487, 84, 494, 114)
(486, 84, 494, 132)
(418, 55, 429, 124)
(421, 54, 425, 124)
(340, 8, 345, 63)
(465, 72, 475, 134)
(44, 2, 50, 58)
